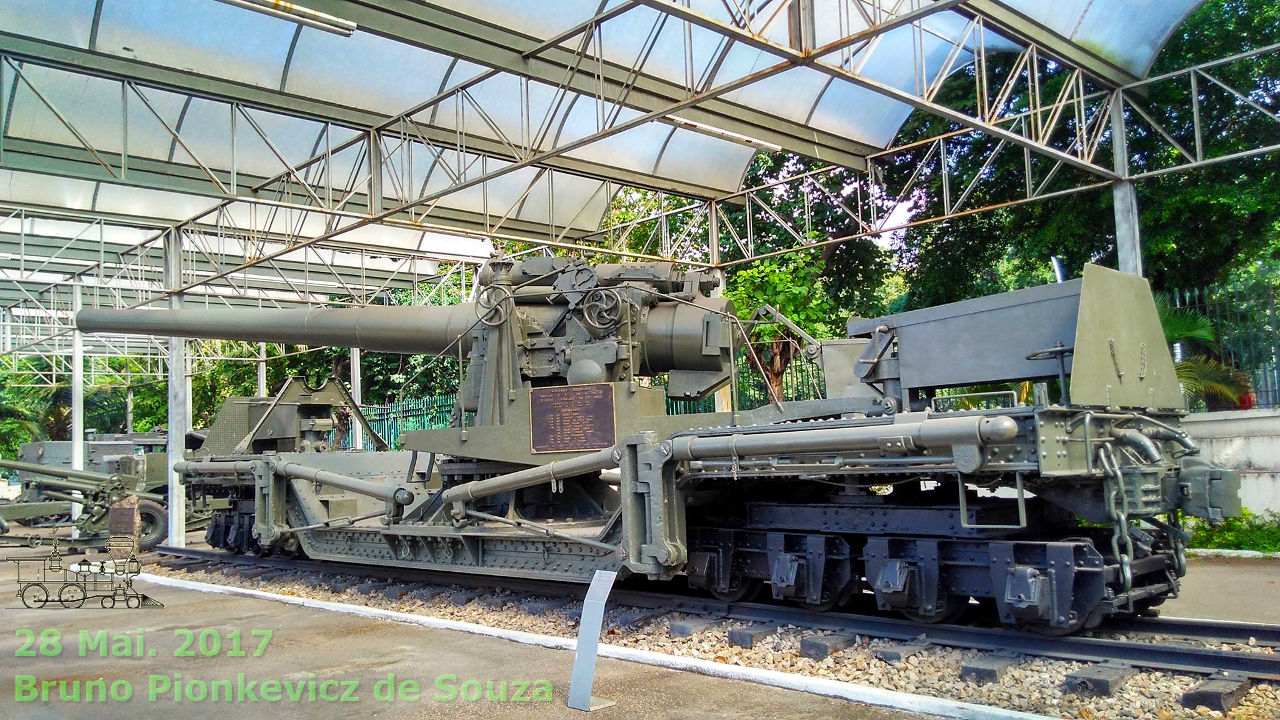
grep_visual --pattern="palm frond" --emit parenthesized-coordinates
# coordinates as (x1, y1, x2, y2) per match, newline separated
(0, 399, 34, 423)
(1176, 354, 1252, 404)
(1156, 297, 1218, 349)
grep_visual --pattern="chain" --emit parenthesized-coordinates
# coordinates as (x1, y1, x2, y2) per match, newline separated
(1099, 444, 1135, 605)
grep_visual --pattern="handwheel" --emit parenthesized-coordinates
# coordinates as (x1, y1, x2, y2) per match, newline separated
(58, 584, 86, 609)
(21, 584, 49, 608)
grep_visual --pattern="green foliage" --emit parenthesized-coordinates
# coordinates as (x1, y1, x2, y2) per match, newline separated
(724, 253, 841, 341)
(885, 0, 1280, 304)
(722, 153, 893, 319)
(1174, 355, 1252, 405)
(1187, 508, 1280, 552)
(1156, 296, 1252, 406)
(1156, 297, 1219, 349)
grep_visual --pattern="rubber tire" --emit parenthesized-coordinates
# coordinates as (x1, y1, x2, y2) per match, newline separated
(137, 500, 169, 551)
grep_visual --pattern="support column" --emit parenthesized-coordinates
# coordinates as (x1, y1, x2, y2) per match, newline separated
(1, 308, 10, 353)
(257, 342, 268, 396)
(349, 346, 363, 450)
(70, 286, 85, 536)
(125, 386, 134, 434)
(164, 229, 188, 548)
(1111, 93, 1143, 276)
(708, 200, 733, 414)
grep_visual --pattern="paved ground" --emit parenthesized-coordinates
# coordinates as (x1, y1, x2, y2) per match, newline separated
(1161, 556, 1280, 623)
(0, 552, 922, 720)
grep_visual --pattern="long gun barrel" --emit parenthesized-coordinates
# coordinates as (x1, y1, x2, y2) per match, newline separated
(0, 459, 114, 484)
(77, 305, 479, 355)
(0, 459, 165, 502)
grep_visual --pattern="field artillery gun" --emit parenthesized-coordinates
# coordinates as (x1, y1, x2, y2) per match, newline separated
(78, 258, 1241, 633)
(0, 460, 184, 550)
(8, 431, 169, 526)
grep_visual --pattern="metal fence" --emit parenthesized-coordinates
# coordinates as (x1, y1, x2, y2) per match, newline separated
(342, 394, 456, 448)
(665, 353, 827, 414)
(1168, 270, 1280, 409)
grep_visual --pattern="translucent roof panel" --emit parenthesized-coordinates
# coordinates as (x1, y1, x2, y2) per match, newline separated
(0, 0, 1212, 264)
(1005, 0, 1200, 75)
(0, 171, 212, 222)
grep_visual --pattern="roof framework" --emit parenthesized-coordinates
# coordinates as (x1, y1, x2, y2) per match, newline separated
(0, 0, 1277, 377)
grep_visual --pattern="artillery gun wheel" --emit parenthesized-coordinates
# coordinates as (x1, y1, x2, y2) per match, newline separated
(21, 583, 49, 608)
(137, 499, 169, 551)
(58, 584, 86, 609)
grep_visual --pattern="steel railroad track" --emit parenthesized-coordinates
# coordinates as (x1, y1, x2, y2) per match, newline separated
(148, 546, 1280, 683)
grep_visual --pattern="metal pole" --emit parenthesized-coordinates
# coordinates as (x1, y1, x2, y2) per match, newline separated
(125, 386, 134, 434)
(350, 346, 363, 450)
(708, 200, 733, 414)
(70, 285, 84, 537)
(257, 342, 268, 396)
(165, 228, 188, 548)
(1110, 92, 1143, 276)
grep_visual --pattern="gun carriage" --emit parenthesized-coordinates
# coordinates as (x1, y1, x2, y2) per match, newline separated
(76, 258, 1241, 633)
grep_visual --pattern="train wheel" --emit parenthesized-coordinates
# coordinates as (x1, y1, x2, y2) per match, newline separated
(900, 594, 967, 624)
(709, 578, 761, 603)
(58, 584, 86, 609)
(20, 584, 49, 608)
(100, 596, 115, 609)
(137, 500, 169, 551)
(126, 595, 141, 609)
(1024, 614, 1088, 636)
(794, 594, 841, 612)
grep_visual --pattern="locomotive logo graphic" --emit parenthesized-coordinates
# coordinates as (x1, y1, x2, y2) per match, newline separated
(8, 537, 163, 609)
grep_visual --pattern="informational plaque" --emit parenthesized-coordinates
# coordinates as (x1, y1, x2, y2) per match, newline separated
(530, 383, 616, 453)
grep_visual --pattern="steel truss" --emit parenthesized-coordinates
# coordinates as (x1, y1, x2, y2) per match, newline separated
(0, 0, 1276, 377)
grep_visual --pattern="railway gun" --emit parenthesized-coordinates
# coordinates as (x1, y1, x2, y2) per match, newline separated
(76, 258, 1242, 634)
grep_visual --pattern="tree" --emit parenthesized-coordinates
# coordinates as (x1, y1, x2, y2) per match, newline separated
(885, 0, 1280, 304)
(723, 253, 841, 401)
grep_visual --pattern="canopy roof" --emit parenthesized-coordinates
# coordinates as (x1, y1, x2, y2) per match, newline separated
(0, 0, 1210, 362)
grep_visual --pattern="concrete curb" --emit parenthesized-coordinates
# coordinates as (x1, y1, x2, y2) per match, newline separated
(140, 572, 1052, 720)
(1186, 548, 1280, 559)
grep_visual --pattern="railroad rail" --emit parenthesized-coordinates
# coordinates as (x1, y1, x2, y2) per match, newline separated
(148, 546, 1280, 687)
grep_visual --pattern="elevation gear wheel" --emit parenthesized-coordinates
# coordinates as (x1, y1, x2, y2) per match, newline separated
(581, 288, 624, 330)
